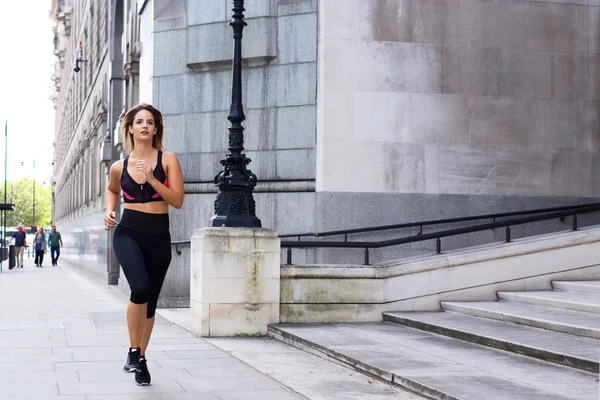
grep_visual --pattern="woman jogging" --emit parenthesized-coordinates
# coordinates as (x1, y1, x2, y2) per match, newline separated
(104, 104, 184, 386)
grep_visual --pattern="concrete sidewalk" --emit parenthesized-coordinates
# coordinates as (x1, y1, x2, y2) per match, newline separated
(0, 263, 422, 400)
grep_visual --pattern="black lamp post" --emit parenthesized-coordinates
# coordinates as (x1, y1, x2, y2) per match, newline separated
(211, 0, 261, 228)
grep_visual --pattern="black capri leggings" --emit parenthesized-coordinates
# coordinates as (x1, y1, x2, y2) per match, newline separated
(113, 209, 172, 318)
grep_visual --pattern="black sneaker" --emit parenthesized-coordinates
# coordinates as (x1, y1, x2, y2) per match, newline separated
(123, 347, 141, 372)
(135, 356, 151, 386)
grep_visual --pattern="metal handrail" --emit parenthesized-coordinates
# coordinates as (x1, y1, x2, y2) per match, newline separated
(278, 203, 600, 240)
(282, 204, 600, 265)
(171, 240, 190, 255)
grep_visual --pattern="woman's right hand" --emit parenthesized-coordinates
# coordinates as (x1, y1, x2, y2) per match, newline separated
(104, 211, 117, 229)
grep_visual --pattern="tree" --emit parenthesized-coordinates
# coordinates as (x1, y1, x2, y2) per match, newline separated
(0, 178, 52, 228)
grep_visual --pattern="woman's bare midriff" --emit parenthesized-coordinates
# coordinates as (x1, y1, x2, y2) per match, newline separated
(124, 201, 169, 214)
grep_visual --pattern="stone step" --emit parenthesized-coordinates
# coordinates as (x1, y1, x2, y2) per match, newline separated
(269, 322, 597, 400)
(382, 311, 598, 373)
(440, 301, 600, 339)
(553, 280, 600, 295)
(497, 290, 600, 314)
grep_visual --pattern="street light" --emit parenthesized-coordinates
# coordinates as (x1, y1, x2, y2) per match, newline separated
(211, 0, 261, 228)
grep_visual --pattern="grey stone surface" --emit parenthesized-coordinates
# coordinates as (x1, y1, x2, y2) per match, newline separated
(276, 105, 317, 149)
(383, 311, 599, 372)
(551, 53, 600, 101)
(156, 75, 185, 115)
(279, 0, 318, 16)
(441, 300, 600, 338)
(245, 0, 278, 18)
(244, 108, 278, 151)
(498, 290, 600, 313)
(153, 29, 187, 76)
(319, 0, 600, 198)
(275, 149, 314, 180)
(524, 3, 600, 53)
(163, 114, 186, 153)
(271, 322, 598, 400)
(497, 49, 553, 99)
(323, 41, 442, 93)
(269, 63, 317, 107)
(353, 92, 470, 145)
(205, 337, 424, 399)
(349, 0, 470, 45)
(470, 0, 526, 48)
(277, 13, 317, 64)
(156, 308, 425, 398)
(183, 70, 231, 113)
(186, 18, 276, 67)
(441, 46, 502, 95)
(153, 0, 187, 32)
(186, 0, 227, 26)
(0, 264, 305, 399)
(553, 280, 600, 295)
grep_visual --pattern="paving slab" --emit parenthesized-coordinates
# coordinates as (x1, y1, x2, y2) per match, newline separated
(497, 290, 600, 313)
(0, 266, 302, 399)
(553, 280, 600, 295)
(441, 300, 600, 338)
(383, 311, 599, 372)
(205, 337, 424, 400)
(270, 322, 598, 400)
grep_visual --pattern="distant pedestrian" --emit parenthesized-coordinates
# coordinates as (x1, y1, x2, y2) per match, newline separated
(33, 227, 47, 267)
(48, 225, 63, 266)
(10, 224, 26, 268)
(105, 104, 184, 386)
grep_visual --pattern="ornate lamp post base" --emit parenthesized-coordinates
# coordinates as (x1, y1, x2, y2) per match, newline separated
(212, 187, 261, 228)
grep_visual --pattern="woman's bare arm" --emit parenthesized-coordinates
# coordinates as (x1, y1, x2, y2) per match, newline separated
(105, 160, 123, 228)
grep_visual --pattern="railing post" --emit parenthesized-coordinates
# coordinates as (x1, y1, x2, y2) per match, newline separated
(418, 225, 423, 235)
(344, 233, 348, 242)
(505, 226, 511, 242)
(364, 248, 370, 265)
(286, 247, 292, 265)
(573, 215, 578, 231)
(436, 238, 441, 254)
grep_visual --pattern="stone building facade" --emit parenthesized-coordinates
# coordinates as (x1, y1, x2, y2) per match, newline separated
(50, 0, 112, 283)
(50, 0, 600, 304)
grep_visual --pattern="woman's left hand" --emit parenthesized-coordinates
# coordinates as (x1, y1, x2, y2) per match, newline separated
(136, 160, 155, 181)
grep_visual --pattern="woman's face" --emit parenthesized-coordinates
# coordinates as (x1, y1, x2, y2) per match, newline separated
(38, 227, 43, 234)
(130, 109, 157, 144)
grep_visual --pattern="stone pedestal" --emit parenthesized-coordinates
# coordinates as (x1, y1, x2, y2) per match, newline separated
(190, 227, 280, 337)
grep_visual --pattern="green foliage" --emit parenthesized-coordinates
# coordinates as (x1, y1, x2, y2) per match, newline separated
(232, 331, 262, 338)
(0, 178, 52, 228)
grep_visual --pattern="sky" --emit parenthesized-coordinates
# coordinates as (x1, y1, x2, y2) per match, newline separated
(0, 2, 56, 186)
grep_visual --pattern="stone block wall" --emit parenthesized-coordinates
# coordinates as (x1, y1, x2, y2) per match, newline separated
(138, 0, 319, 244)
(318, 0, 600, 197)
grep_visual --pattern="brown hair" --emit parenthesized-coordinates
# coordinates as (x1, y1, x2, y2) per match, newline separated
(121, 103, 165, 154)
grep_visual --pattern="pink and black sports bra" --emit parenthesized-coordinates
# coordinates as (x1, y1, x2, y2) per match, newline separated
(121, 151, 169, 203)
